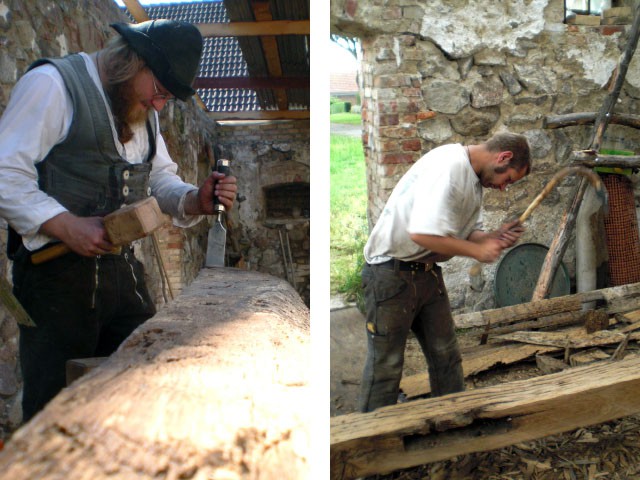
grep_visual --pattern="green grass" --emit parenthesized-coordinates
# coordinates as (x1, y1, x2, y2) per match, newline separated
(330, 112, 361, 125)
(330, 134, 367, 307)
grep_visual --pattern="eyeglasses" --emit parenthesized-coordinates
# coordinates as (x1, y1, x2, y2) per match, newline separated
(151, 76, 173, 107)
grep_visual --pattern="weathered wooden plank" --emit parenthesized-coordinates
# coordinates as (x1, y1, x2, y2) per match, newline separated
(484, 310, 588, 337)
(0, 268, 310, 479)
(331, 355, 640, 479)
(403, 315, 633, 399)
(494, 329, 640, 348)
(400, 334, 564, 399)
(455, 282, 640, 329)
(571, 152, 640, 168)
(543, 112, 640, 130)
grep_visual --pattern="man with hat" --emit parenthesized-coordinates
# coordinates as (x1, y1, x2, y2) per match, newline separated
(0, 20, 237, 421)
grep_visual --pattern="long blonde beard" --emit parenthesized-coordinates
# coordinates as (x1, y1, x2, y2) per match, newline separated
(108, 79, 148, 144)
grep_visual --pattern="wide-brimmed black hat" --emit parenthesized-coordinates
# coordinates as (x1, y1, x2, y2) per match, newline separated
(111, 19, 203, 101)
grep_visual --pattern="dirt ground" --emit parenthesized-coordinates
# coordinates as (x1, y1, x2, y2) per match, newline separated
(330, 305, 640, 479)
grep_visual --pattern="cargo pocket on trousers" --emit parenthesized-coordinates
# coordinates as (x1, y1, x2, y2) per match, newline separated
(363, 267, 407, 336)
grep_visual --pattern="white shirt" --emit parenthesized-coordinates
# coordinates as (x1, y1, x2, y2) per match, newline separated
(364, 143, 483, 264)
(0, 52, 201, 251)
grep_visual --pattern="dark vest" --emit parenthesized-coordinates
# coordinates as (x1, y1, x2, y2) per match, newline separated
(32, 54, 155, 217)
(6, 54, 157, 258)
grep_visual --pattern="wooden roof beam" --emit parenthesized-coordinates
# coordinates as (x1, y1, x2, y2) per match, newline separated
(251, 0, 288, 112)
(208, 110, 309, 121)
(194, 76, 309, 89)
(196, 20, 310, 37)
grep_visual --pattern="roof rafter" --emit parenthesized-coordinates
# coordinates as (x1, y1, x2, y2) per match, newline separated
(194, 76, 309, 89)
(196, 20, 310, 37)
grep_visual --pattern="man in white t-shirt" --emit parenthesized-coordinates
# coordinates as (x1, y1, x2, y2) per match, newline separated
(360, 132, 531, 412)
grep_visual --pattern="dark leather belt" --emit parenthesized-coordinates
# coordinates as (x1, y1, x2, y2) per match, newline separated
(375, 259, 434, 272)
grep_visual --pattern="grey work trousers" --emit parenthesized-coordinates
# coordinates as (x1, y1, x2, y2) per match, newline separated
(358, 262, 464, 412)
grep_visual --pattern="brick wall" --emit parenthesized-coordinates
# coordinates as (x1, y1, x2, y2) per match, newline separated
(215, 120, 310, 305)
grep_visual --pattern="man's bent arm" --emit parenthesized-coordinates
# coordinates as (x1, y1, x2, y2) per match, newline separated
(409, 232, 504, 264)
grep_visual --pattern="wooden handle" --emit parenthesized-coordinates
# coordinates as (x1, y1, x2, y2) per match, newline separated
(31, 243, 71, 265)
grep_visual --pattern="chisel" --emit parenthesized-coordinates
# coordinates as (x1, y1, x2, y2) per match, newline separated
(205, 153, 230, 267)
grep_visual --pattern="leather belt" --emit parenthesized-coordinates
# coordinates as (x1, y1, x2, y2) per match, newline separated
(375, 259, 434, 272)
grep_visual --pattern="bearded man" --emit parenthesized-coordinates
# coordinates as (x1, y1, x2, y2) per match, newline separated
(0, 20, 237, 422)
(359, 132, 531, 412)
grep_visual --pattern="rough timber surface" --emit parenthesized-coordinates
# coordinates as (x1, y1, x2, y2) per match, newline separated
(331, 355, 640, 480)
(0, 267, 310, 479)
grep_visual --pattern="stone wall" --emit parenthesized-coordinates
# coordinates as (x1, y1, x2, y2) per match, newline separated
(216, 120, 311, 306)
(331, 0, 640, 313)
(0, 0, 216, 438)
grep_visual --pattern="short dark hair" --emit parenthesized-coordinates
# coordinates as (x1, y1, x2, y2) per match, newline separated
(485, 132, 532, 175)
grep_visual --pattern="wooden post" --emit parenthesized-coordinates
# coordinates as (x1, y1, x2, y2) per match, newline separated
(535, 4, 640, 298)
(531, 179, 588, 300)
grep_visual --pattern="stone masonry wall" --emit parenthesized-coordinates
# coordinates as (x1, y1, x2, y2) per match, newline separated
(216, 120, 311, 306)
(331, 0, 640, 313)
(0, 0, 215, 438)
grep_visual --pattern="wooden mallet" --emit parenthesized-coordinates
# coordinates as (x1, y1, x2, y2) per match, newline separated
(31, 197, 170, 265)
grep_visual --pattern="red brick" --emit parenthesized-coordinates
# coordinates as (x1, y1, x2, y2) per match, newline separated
(345, 0, 357, 18)
(402, 139, 422, 151)
(417, 110, 436, 121)
(401, 114, 417, 123)
(601, 25, 625, 35)
(380, 152, 416, 164)
(404, 101, 420, 113)
(382, 164, 398, 176)
(378, 139, 401, 151)
(402, 87, 422, 97)
(377, 114, 399, 126)
(376, 101, 398, 114)
(379, 125, 418, 138)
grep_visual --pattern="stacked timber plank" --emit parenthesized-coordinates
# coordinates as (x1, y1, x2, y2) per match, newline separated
(0, 268, 310, 479)
(402, 282, 640, 398)
(331, 282, 640, 479)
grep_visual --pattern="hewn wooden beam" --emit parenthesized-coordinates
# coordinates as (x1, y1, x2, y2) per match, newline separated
(209, 110, 309, 121)
(196, 20, 310, 37)
(571, 151, 640, 168)
(331, 355, 640, 479)
(0, 269, 310, 479)
(543, 112, 640, 130)
(194, 76, 309, 89)
(122, 0, 150, 21)
(454, 281, 640, 329)
(252, 1, 288, 111)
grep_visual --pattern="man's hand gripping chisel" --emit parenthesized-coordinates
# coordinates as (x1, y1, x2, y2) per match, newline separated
(205, 157, 231, 267)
